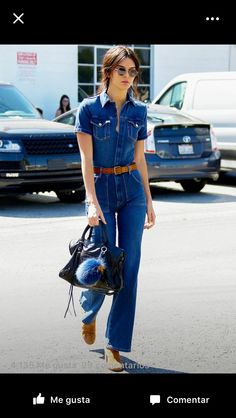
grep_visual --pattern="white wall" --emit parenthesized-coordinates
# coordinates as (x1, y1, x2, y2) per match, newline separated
(152, 44, 236, 99)
(1, 44, 236, 117)
(0, 45, 78, 120)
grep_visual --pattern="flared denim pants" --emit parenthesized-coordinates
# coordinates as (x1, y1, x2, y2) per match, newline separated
(80, 169, 146, 352)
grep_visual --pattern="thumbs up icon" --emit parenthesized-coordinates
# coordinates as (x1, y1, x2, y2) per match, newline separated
(33, 393, 45, 405)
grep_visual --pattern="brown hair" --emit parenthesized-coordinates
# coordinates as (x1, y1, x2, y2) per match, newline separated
(98, 45, 140, 97)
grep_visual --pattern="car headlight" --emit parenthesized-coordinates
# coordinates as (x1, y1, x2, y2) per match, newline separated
(0, 139, 22, 152)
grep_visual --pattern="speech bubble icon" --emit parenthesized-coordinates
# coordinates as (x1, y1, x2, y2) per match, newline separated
(150, 395, 161, 405)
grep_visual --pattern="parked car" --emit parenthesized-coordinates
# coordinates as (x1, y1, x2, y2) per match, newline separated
(152, 72, 236, 171)
(0, 82, 84, 203)
(54, 104, 221, 193)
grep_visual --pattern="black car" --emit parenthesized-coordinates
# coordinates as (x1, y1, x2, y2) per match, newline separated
(0, 82, 84, 203)
(54, 104, 221, 193)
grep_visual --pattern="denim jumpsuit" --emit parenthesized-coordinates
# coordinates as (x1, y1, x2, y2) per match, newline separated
(74, 90, 147, 352)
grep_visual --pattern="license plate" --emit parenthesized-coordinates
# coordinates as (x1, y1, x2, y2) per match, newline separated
(47, 159, 66, 170)
(178, 144, 194, 155)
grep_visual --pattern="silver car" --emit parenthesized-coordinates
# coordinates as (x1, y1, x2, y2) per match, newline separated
(54, 104, 221, 193)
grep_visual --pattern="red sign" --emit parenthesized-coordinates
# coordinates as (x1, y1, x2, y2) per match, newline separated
(17, 52, 37, 65)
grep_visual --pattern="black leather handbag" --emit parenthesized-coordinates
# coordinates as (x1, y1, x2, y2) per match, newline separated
(59, 222, 125, 316)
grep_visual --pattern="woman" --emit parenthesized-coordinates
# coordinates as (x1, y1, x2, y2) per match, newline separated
(75, 46, 156, 372)
(55, 94, 71, 117)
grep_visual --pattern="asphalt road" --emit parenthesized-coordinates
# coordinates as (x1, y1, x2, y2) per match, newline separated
(0, 176, 236, 374)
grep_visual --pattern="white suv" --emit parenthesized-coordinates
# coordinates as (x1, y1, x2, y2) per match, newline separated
(152, 72, 236, 171)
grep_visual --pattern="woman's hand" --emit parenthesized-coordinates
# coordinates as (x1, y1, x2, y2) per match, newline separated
(144, 200, 156, 229)
(87, 202, 106, 226)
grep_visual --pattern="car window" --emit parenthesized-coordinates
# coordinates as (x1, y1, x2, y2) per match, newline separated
(193, 79, 236, 109)
(0, 85, 40, 118)
(57, 113, 76, 125)
(157, 82, 186, 110)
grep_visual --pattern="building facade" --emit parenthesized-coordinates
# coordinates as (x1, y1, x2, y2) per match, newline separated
(0, 44, 235, 120)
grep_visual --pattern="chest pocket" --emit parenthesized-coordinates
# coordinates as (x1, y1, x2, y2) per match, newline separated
(127, 120, 143, 141)
(91, 119, 111, 141)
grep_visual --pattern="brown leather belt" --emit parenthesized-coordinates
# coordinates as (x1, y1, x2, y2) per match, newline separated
(94, 163, 137, 175)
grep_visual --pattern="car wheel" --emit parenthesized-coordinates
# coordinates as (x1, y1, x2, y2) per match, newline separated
(180, 179, 207, 193)
(55, 189, 85, 203)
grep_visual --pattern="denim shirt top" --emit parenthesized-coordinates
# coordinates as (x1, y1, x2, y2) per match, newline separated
(74, 90, 147, 168)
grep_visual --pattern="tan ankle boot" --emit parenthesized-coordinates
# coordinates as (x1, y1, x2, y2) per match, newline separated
(105, 348, 124, 372)
(81, 319, 96, 345)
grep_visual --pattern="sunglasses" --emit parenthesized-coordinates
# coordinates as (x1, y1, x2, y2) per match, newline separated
(115, 66, 138, 78)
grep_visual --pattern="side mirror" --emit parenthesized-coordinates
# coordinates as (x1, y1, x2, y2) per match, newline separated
(171, 100, 183, 110)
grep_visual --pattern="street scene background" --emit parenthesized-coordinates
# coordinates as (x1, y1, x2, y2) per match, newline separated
(1, 174, 236, 373)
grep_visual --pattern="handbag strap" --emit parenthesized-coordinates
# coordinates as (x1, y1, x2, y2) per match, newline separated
(98, 220, 109, 243)
(64, 284, 77, 318)
(82, 221, 109, 243)
(81, 224, 93, 240)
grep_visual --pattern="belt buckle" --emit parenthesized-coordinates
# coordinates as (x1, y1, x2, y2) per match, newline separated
(113, 166, 121, 175)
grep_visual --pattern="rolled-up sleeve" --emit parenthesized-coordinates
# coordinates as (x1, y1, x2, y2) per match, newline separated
(74, 99, 92, 135)
(137, 105, 147, 140)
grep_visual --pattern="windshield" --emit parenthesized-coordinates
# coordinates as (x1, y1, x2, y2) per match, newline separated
(0, 85, 40, 118)
(147, 112, 195, 125)
(147, 113, 164, 123)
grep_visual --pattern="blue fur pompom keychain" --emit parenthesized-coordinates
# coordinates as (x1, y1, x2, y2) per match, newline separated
(75, 257, 106, 286)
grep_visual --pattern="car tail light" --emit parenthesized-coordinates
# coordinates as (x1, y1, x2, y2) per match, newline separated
(210, 127, 219, 151)
(144, 127, 156, 153)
